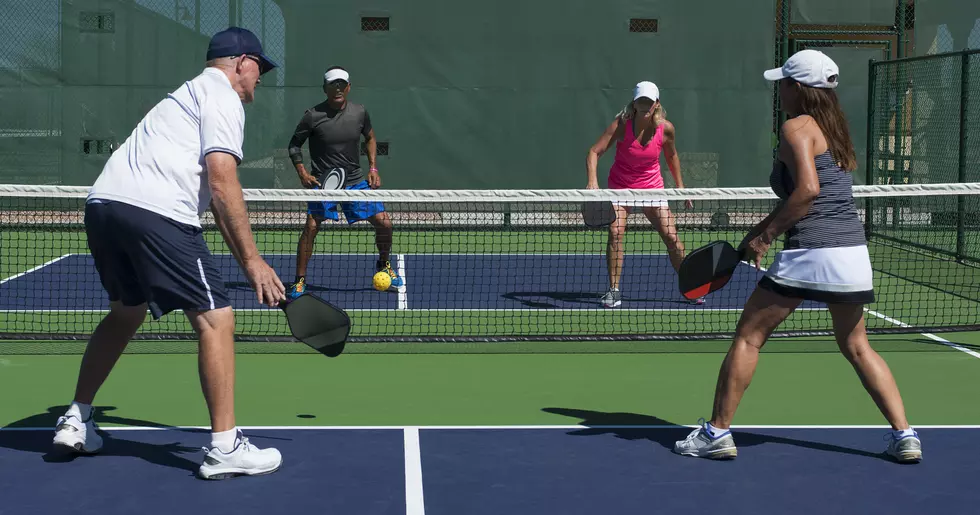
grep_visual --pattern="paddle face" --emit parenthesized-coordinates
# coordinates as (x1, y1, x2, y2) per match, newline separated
(677, 241, 744, 300)
(279, 294, 351, 357)
(581, 201, 616, 228)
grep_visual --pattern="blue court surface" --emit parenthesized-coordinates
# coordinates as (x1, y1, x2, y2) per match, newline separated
(0, 424, 974, 514)
(0, 253, 819, 311)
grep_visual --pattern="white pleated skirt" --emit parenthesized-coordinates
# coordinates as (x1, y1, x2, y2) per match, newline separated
(759, 245, 875, 304)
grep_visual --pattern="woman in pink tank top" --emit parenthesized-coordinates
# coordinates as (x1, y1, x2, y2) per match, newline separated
(586, 81, 696, 307)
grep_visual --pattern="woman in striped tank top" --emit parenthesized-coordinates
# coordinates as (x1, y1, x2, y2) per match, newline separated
(673, 50, 922, 463)
(586, 81, 696, 308)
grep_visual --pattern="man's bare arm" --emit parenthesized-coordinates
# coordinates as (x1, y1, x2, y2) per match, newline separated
(206, 151, 285, 306)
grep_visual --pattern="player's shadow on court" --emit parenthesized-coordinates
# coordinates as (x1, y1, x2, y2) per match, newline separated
(502, 291, 684, 309)
(542, 407, 894, 462)
(0, 406, 205, 474)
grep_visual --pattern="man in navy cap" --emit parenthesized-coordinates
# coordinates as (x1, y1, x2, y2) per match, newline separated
(52, 27, 286, 480)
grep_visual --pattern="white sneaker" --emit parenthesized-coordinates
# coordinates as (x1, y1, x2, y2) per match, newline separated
(52, 411, 103, 454)
(673, 419, 738, 459)
(197, 430, 283, 480)
(601, 288, 622, 308)
(885, 430, 923, 463)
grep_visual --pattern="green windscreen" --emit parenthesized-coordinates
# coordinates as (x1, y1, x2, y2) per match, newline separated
(1, 0, 776, 189)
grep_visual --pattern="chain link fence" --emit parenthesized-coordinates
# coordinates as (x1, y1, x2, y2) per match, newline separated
(0, 0, 284, 187)
(1, 1, 978, 188)
(866, 48, 979, 263)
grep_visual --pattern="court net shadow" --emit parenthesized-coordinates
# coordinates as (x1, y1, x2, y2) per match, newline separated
(501, 291, 603, 308)
(542, 407, 893, 462)
(0, 406, 204, 474)
(501, 291, 687, 309)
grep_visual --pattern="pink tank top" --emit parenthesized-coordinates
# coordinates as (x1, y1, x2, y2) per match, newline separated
(607, 118, 665, 189)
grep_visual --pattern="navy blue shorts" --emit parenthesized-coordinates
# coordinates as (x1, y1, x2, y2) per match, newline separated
(84, 200, 231, 320)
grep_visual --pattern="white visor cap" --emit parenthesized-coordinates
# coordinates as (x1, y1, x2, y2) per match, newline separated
(324, 69, 350, 83)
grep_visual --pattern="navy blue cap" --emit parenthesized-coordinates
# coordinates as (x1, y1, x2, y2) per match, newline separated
(207, 27, 278, 74)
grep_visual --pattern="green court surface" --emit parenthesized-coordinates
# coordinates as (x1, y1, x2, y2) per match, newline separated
(2, 331, 979, 429)
(4, 221, 980, 429)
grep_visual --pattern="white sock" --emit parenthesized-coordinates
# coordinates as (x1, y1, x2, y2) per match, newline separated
(893, 428, 916, 438)
(705, 422, 729, 438)
(68, 401, 92, 421)
(211, 427, 239, 453)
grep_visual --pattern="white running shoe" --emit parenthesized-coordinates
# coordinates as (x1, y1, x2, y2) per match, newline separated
(197, 430, 283, 480)
(673, 419, 738, 459)
(52, 411, 103, 454)
(885, 430, 923, 463)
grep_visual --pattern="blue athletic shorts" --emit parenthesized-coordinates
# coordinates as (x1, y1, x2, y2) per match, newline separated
(307, 179, 385, 224)
(84, 199, 231, 320)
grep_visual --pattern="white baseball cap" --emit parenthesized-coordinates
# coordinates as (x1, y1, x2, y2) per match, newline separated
(324, 68, 350, 83)
(764, 49, 840, 89)
(633, 81, 660, 101)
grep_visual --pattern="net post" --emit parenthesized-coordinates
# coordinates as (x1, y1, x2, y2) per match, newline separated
(865, 58, 878, 240)
(956, 51, 970, 262)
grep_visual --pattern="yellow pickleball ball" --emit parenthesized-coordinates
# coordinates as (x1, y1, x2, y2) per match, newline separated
(373, 271, 392, 291)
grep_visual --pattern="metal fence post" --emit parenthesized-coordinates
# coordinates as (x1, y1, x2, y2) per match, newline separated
(956, 51, 970, 262)
(865, 58, 878, 240)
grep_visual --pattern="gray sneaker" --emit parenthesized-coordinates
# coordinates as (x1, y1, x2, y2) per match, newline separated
(601, 288, 622, 308)
(673, 419, 738, 459)
(885, 430, 922, 463)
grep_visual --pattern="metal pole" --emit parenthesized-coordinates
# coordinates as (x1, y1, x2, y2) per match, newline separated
(956, 51, 969, 262)
(897, 0, 906, 59)
(865, 58, 878, 239)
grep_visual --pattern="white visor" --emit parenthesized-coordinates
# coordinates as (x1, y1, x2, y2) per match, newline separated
(324, 69, 350, 83)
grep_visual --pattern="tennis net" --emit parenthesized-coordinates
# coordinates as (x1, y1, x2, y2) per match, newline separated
(1, 182, 978, 345)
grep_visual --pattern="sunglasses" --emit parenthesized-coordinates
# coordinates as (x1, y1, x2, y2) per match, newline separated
(240, 54, 271, 74)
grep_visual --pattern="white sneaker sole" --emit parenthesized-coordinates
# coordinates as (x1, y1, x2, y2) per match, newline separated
(52, 433, 101, 454)
(889, 450, 922, 463)
(674, 446, 738, 460)
(197, 459, 283, 480)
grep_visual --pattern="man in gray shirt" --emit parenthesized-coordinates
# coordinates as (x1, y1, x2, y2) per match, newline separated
(286, 66, 403, 297)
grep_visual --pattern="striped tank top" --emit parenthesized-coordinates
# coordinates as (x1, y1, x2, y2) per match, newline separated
(769, 150, 866, 250)
(607, 119, 665, 190)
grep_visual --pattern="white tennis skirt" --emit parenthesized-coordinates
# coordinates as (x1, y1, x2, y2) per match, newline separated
(611, 199, 669, 208)
(759, 245, 875, 304)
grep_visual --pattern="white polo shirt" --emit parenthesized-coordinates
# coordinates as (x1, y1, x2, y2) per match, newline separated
(88, 67, 245, 228)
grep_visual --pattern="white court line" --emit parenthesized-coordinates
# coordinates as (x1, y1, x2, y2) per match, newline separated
(2, 424, 979, 432)
(397, 254, 408, 310)
(748, 260, 980, 361)
(0, 254, 74, 285)
(867, 309, 980, 359)
(403, 427, 426, 515)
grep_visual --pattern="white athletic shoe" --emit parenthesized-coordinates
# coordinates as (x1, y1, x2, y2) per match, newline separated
(673, 419, 738, 459)
(197, 430, 283, 480)
(52, 411, 103, 454)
